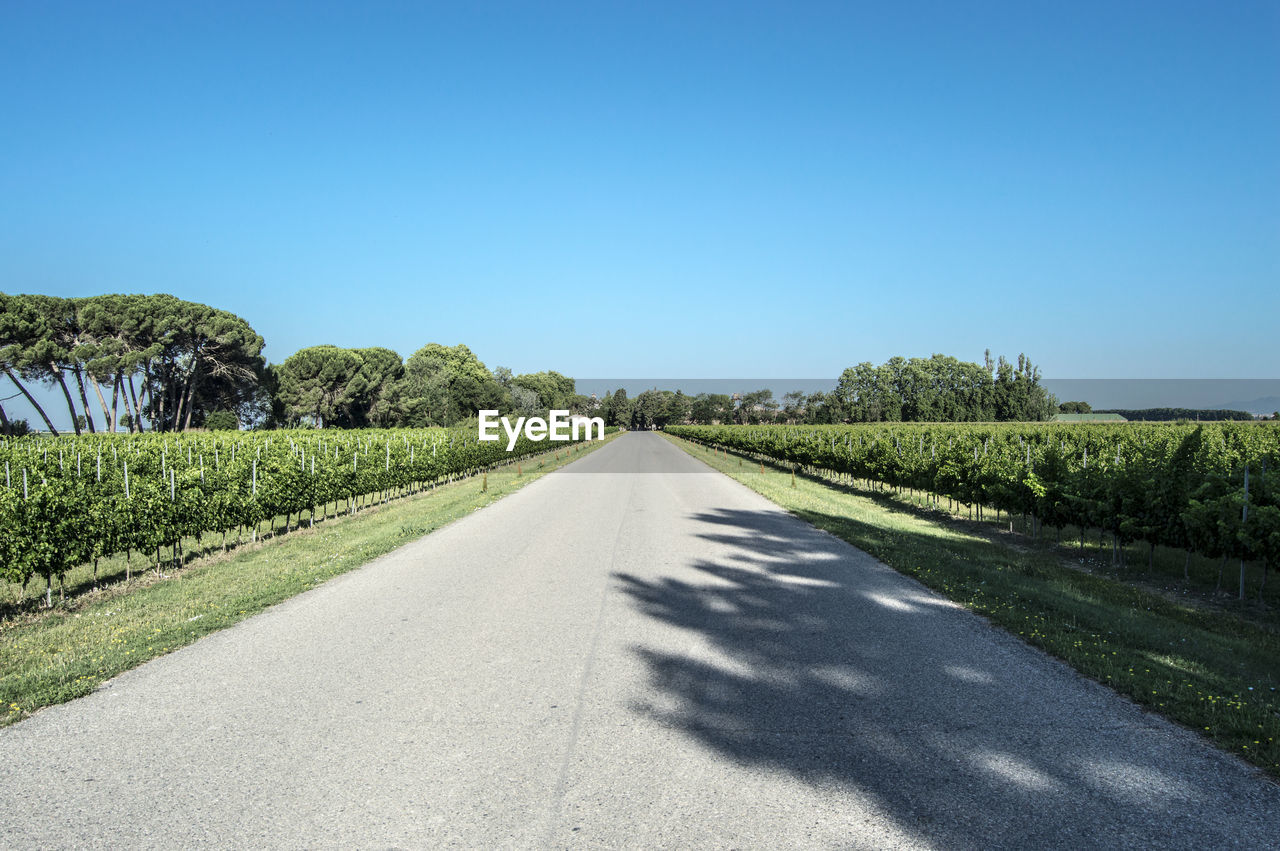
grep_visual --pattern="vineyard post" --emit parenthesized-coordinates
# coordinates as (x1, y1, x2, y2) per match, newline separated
(251, 458, 258, 542)
(1261, 459, 1270, 598)
(1240, 464, 1249, 600)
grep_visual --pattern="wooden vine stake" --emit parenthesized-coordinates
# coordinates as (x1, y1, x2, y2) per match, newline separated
(1240, 464, 1249, 600)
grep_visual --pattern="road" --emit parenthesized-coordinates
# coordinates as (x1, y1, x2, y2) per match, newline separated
(1, 432, 1277, 849)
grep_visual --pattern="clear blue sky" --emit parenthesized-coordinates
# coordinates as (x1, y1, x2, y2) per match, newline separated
(2, 1, 1276, 379)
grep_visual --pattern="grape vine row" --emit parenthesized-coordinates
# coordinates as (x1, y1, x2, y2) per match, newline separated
(667, 422, 1280, 585)
(1, 427, 610, 593)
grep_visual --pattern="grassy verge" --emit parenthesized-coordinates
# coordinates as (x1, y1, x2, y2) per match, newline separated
(1, 435, 617, 726)
(664, 433, 1280, 779)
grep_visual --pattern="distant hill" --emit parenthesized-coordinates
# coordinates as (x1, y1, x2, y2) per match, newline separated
(1220, 396, 1280, 416)
(1096, 408, 1254, 422)
(1040, 380, 1280, 412)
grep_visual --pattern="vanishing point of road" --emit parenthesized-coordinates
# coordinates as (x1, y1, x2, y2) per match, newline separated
(2, 432, 1276, 849)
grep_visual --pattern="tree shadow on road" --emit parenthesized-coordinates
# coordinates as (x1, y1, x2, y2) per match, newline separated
(613, 507, 1269, 849)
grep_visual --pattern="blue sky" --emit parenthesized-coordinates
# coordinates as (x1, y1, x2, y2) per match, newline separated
(2, 1, 1277, 381)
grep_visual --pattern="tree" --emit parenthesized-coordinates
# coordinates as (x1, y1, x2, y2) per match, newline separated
(510, 385, 542, 416)
(603, 388, 631, 427)
(275, 345, 365, 427)
(664, 390, 691, 425)
(688, 393, 733, 424)
(630, 389, 668, 429)
(204, 410, 238, 430)
(834, 362, 876, 422)
(352, 347, 405, 427)
(781, 391, 807, 423)
(566, 394, 599, 415)
(0, 293, 62, 434)
(2, 293, 267, 434)
(402, 343, 504, 426)
(803, 392, 839, 424)
(4, 417, 31, 436)
(512, 371, 576, 412)
(834, 351, 1053, 423)
(6, 294, 83, 433)
(689, 393, 716, 425)
(735, 389, 778, 424)
(76, 294, 133, 432)
(145, 298, 266, 432)
(991, 352, 1054, 421)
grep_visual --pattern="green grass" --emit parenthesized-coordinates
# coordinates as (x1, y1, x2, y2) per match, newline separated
(664, 433, 1280, 778)
(0, 436, 617, 725)
(1051, 412, 1127, 422)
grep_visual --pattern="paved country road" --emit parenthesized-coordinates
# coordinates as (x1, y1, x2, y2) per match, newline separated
(2, 432, 1277, 849)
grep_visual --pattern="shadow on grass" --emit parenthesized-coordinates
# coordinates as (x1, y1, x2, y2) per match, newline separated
(715, 439, 1280, 615)
(614, 505, 1277, 849)
(783, 455, 1274, 614)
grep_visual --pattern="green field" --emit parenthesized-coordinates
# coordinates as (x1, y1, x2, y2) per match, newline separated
(1051, 412, 1127, 422)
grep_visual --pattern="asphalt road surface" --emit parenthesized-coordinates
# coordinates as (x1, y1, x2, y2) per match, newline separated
(2, 432, 1277, 849)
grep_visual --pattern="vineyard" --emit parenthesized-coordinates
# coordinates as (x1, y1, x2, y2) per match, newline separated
(0, 427, 609, 603)
(666, 422, 1280, 596)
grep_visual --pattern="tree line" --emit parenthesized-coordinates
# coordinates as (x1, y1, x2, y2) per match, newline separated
(830, 351, 1055, 422)
(0, 294, 267, 436)
(599, 351, 1056, 430)
(273, 343, 592, 429)
(2, 292, 1060, 434)
(1098, 408, 1255, 422)
(0, 294, 594, 435)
